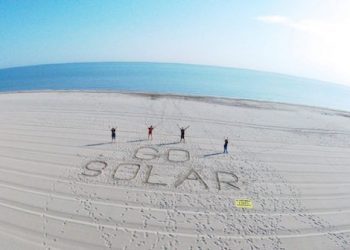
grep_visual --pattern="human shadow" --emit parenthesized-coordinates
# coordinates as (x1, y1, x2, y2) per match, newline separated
(127, 139, 147, 143)
(85, 142, 113, 147)
(203, 152, 224, 158)
(157, 141, 180, 146)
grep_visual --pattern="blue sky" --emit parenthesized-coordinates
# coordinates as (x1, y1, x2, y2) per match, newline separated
(1, 0, 350, 85)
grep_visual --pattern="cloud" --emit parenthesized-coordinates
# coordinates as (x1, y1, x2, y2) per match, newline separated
(256, 15, 324, 34)
(256, 15, 289, 24)
(256, 14, 350, 85)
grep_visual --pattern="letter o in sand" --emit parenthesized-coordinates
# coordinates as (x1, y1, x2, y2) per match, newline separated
(167, 149, 190, 162)
(134, 147, 159, 160)
(113, 163, 140, 181)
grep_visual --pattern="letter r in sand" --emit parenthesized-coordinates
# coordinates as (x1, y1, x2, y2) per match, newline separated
(216, 171, 240, 191)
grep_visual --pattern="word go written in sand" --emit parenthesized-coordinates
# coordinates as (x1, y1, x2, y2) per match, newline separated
(80, 146, 241, 192)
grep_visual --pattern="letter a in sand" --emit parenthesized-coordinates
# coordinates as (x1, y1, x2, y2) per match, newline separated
(175, 168, 208, 189)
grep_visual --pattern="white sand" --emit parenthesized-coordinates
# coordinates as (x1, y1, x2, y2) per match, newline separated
(0, 91, 350, 250)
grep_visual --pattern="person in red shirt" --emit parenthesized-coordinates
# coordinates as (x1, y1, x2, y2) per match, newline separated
(148, 125, 155, 140)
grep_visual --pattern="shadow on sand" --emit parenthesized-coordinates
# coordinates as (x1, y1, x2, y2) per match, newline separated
(203, 152, 224, 158)
(127, 139, 147, 143)
(85, 142, 113, 147)
(157, 141, 180, 146)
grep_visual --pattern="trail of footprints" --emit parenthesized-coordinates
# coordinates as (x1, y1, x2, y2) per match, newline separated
(236, 147, 349, 249)
(15, 138, 350, 250)
(4, 94, 349, 249)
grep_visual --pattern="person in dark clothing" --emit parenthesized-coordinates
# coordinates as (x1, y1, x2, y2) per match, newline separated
(148, 125, 155, 140)
(224, 138, 228, 153)
(111, 127, 116, 142)
(177, 124, 190, 143)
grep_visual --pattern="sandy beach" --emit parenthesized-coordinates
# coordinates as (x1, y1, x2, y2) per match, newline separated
(0, 91, 350, 250)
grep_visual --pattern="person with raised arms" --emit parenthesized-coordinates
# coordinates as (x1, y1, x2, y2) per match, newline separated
(177, 124, 190, 143)
(147, 125, 156, 140)
(111, 127, 117, 143)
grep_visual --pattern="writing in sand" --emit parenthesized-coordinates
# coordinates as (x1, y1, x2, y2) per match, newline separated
(81, 146, 241, 191)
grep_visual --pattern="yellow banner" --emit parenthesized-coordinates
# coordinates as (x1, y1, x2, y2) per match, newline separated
(234, 199, 253, 208)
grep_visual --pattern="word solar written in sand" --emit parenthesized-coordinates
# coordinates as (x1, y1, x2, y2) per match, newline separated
(81, 146, 241, 191)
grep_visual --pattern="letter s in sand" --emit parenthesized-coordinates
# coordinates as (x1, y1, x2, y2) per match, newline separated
(82, 160, 108, 177)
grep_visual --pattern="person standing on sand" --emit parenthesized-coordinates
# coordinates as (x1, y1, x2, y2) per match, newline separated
(224, 138, 228, 153)
(178, 124, 190, 143)
(148, 125, 155, 140)
(111, 127, 116, 143)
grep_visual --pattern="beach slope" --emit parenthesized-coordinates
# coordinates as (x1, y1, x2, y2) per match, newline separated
(0, 92, 349, 249)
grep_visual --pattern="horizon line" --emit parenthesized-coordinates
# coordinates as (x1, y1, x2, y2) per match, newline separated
(0, 60, 348, 88)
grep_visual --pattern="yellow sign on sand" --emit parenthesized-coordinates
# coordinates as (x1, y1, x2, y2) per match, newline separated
(234, 199, 253, 208)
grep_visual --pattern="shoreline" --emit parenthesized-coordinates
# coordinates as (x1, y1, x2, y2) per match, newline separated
(1, 89, 350, 114)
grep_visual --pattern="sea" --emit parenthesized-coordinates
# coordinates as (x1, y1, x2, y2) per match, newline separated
(1, 62, 350, 112)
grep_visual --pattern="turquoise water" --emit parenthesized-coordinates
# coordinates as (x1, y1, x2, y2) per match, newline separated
(1, 62, 350, 111)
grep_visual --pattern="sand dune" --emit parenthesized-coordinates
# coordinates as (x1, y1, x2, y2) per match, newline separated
(0, 91, 350, 249)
